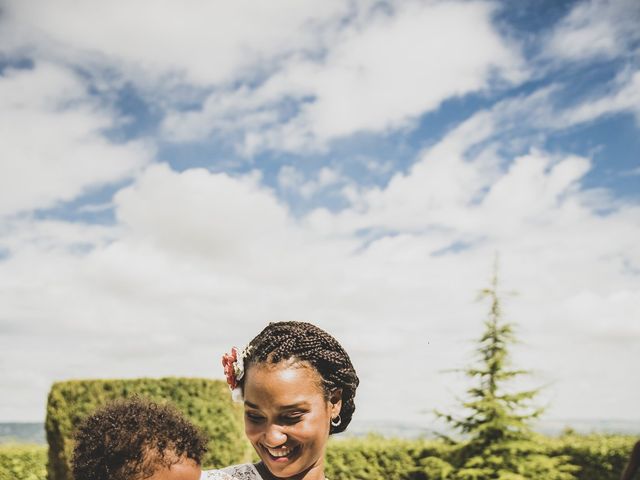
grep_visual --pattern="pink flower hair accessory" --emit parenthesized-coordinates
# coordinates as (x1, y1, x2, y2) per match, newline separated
(222, 345, 252, 403)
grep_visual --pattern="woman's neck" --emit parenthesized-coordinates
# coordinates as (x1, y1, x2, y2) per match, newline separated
(254, 461, 326, 480)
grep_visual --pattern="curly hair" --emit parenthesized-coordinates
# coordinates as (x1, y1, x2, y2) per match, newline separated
(71, 397, 207, 480)
(242, 321, 359, 434)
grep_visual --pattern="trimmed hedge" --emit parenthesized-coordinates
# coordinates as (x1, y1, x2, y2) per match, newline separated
(326, 436, 418, 479)
(0, 444, 47, 480)
(325, 436, 456, 480)
(45, 377, 251, 480)
(324, 435, 638, 480)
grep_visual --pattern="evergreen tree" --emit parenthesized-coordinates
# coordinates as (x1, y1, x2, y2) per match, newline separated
(437, 261, 577, 480)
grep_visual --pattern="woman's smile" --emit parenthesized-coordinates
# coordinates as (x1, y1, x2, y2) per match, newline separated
(262, 444, 301, 462)
(205, 321, 359, 480)
(243, 360, 341, 479)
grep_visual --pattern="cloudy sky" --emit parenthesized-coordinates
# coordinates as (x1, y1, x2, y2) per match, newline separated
(1, 0, 639, 431)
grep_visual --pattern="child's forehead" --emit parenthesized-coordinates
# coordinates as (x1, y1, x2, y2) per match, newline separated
(145, 457, 201, 480)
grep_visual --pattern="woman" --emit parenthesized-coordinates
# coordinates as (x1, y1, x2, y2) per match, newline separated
(621, 439, 640, 480)
(202, 321, 359, 480)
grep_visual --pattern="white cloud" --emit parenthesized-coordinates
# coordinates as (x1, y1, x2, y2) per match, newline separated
(385, 70, 640, 160)
(114, 164, 295, 263)
(2, 137, 639, 422)
(496, 68, 640, 133)
(162, 0, 525, 152)
(0, 0, 639, 428)
(1, 0, 348, 87)
(558, 69, 640, 127)
(277, 165, 305, 190)
(281, 1, 522, 138)
(3, 1, 527, 158)
(564, 290, 640, 339)
(305, 110, 499, 234)
(156, 1, 640, 155)
(278, 165, 343, 199)
(0, 63, 153, 215)
(626, 166, 640, 177)
(543, 0, 640, 62)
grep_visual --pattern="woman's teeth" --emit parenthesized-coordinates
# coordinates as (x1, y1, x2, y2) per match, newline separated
(267, 446, 292, 458)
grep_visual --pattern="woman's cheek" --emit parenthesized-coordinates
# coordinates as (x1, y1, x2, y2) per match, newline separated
(297, 417, 328, 439)
(244, 421, 262, 439)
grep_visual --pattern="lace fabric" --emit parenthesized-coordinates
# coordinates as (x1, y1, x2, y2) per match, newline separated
(201, 463, 264, 480)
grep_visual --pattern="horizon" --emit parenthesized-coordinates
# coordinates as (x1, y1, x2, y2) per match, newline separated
(1, 0, 639, 424)
(3, 417, 640, 444)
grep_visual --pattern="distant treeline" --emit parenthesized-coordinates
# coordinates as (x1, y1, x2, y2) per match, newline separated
(0, 423, 46, 445)
(6, 419, 640, 445)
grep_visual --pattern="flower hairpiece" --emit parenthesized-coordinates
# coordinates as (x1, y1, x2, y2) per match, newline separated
(222, 345, 252, 403)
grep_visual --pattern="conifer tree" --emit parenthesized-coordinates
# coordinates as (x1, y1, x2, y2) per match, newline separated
(437, 261, 577, 480)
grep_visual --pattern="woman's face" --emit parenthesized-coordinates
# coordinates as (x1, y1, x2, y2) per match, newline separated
(243, 360, 341, 480)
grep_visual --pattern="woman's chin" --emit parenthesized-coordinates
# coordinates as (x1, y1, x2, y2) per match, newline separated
(260, 445, 303, 474)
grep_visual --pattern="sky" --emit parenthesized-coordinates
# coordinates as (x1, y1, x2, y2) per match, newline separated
(0, 0, 639, 432)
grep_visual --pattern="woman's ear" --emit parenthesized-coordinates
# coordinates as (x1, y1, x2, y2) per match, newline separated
(329, 388, 342, 417)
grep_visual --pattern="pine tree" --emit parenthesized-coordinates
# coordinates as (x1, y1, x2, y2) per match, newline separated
(437, 261, 577, 480)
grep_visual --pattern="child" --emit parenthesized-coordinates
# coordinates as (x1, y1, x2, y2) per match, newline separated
(72, 397, 208, 480)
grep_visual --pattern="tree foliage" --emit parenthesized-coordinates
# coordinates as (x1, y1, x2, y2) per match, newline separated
(0, 444, 47, 480)
(437, 262, 578, 480)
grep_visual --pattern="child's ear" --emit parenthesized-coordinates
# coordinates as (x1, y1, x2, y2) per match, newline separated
(329, 388, 342, 417)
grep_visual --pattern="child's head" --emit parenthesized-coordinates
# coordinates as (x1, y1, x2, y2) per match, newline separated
(72, 397, 207, 480)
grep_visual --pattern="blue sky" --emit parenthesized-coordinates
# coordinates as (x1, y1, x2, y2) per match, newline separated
(0, 0, 639, 429)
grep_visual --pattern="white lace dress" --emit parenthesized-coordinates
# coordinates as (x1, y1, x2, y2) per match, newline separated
(201, 463, 264, 480)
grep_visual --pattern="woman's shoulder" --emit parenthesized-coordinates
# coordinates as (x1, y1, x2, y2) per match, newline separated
(201, 463, 262, 480)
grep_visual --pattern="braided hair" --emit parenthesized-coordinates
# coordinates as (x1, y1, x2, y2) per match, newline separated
(241, 321, 359, 434)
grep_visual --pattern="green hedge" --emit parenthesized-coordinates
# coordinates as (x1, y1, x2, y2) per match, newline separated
(45, 377, 251, 480)
(546, 434, 638, 480)
(7, 409, 638, 480)
(325, 436, 456, 480)
(326, 436, 418, 479)
(0, 444, 47, 480)
(324, 435, 638, 480)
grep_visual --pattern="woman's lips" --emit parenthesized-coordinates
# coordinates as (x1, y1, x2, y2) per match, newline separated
(262, 444, 300, 463)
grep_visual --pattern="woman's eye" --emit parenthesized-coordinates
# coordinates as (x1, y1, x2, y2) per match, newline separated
(245, 412, 265, 423)
(282, 413, 304, 423)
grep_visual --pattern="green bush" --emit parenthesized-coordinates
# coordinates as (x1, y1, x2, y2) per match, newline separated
(325, 436, 417, 480)
(325, 436, 456, 480)
(547, 434, 637, 480)
(324, 434, 637, 480)
(45, 377, 251, 480)
(0, 444, 47, 480)
(1, 432, 637, 480)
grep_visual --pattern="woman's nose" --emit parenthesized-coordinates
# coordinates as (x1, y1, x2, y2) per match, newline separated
(263, 423, 287, 446)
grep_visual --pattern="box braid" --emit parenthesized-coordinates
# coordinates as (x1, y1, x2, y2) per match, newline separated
(242, 321, 359, 434)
